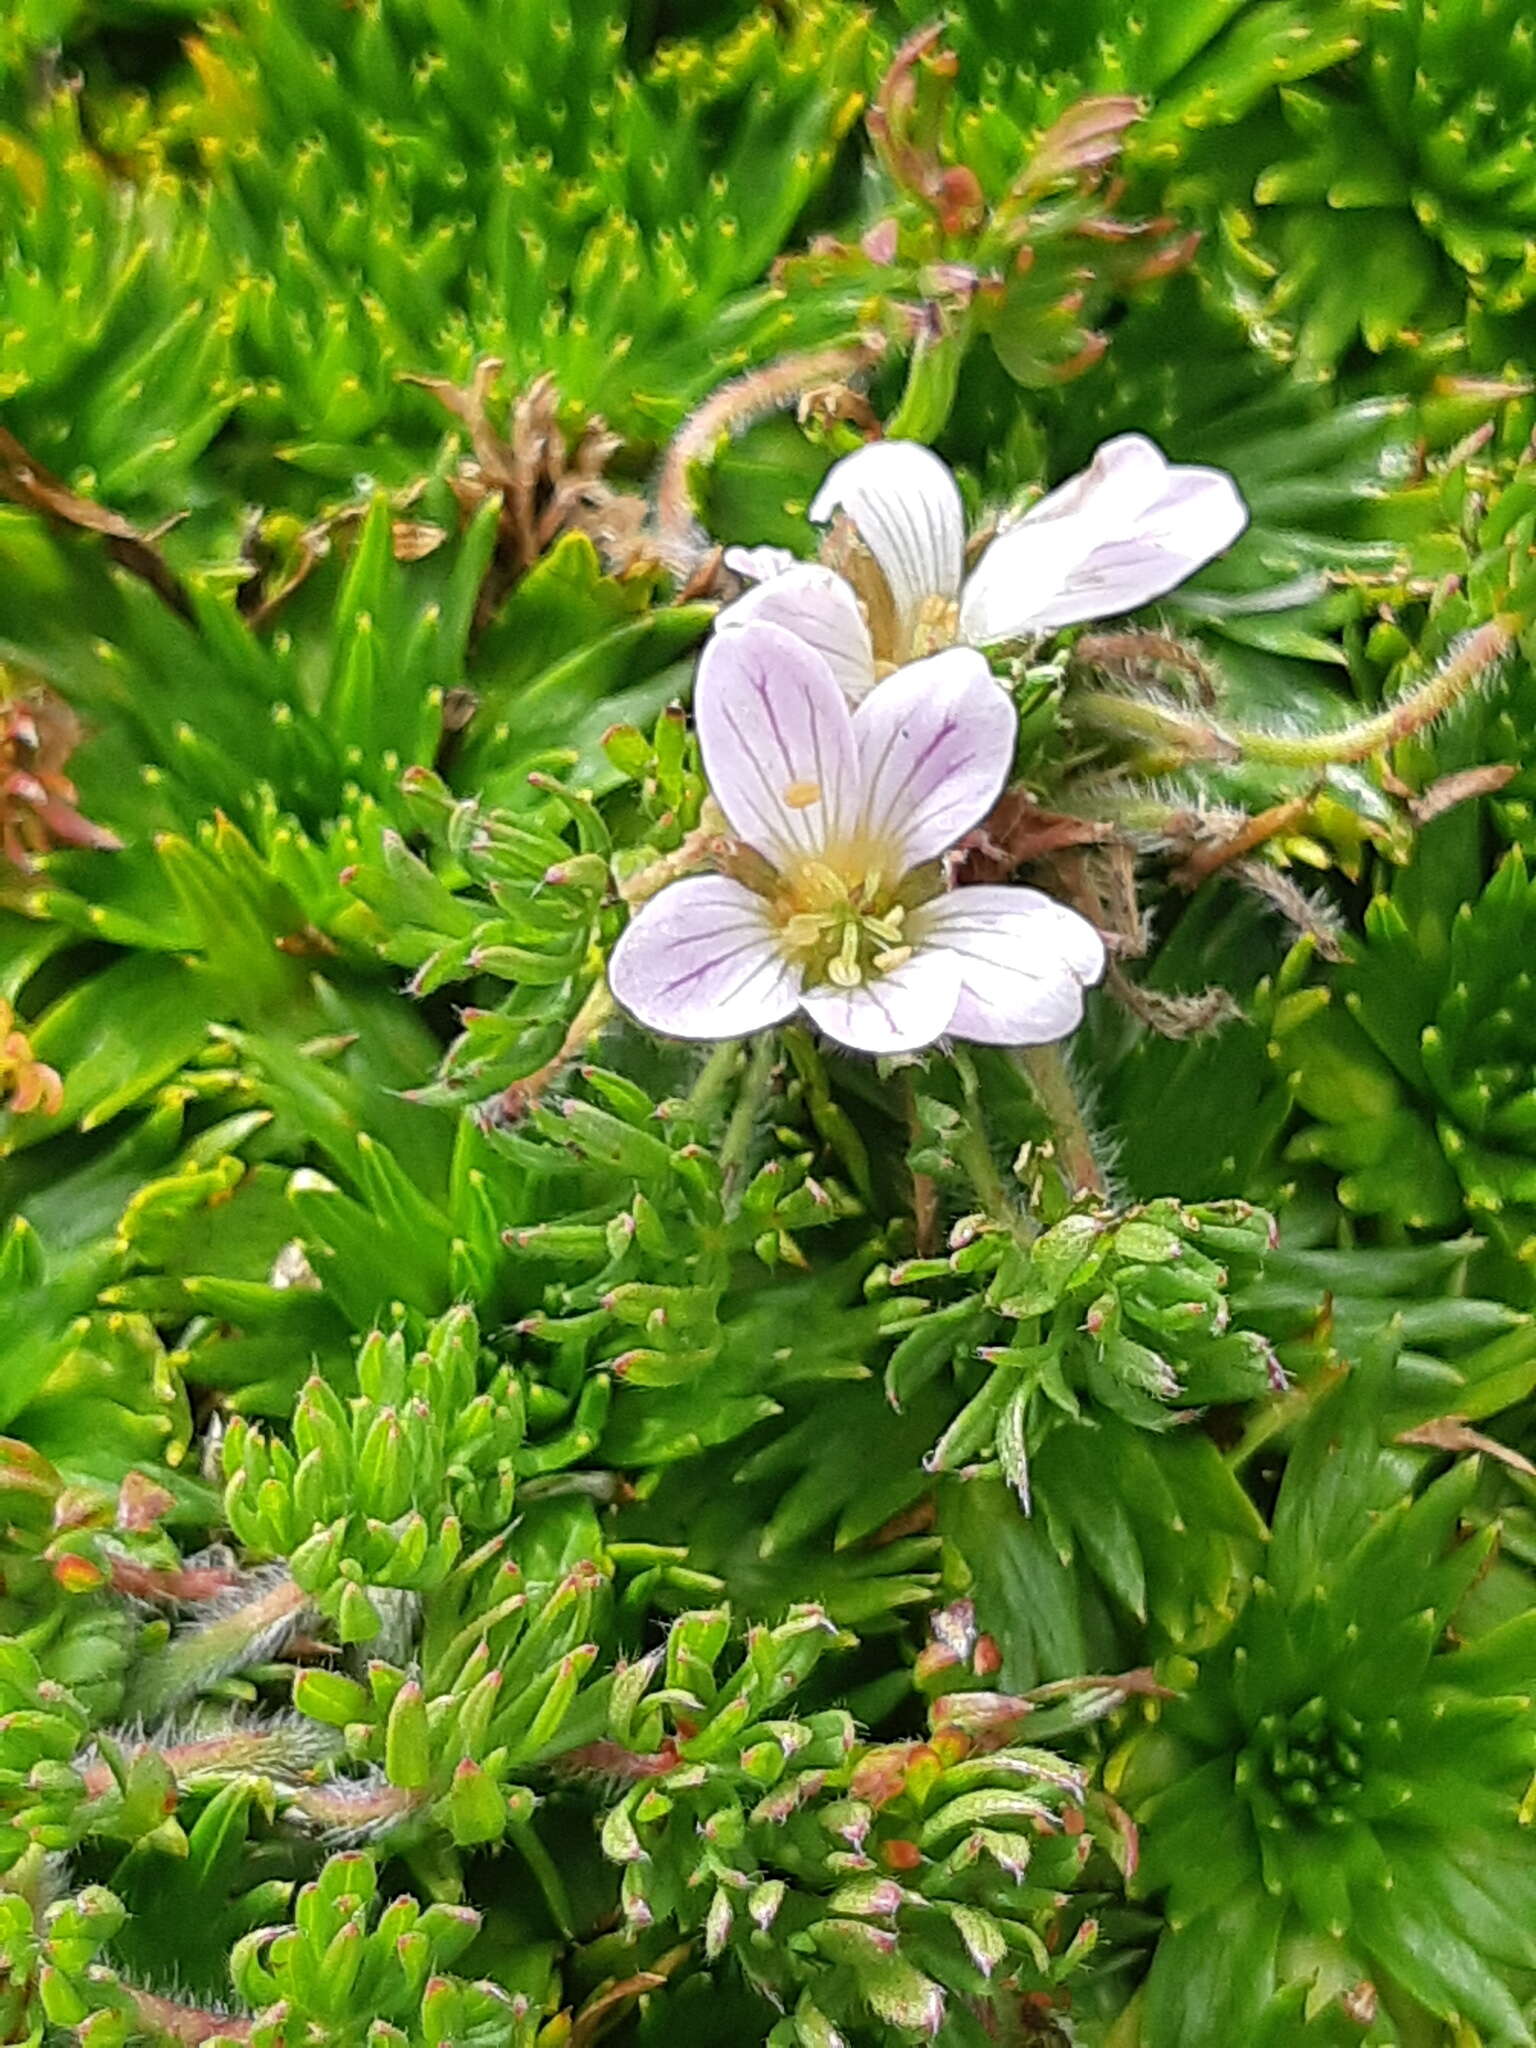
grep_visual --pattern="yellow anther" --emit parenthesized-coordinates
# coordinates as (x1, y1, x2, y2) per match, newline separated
(780, 913, 823, 953)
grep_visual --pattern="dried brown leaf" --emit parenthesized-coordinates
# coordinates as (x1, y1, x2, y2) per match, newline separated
(1398, 1416, 1536, 1477)
(1407, 763, 1516, 823)
(0, 425, 189, 617)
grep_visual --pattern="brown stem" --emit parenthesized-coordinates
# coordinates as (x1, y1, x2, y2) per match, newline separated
(617, 813, 723, 906)
(105, 1556, 242, 1605)
(1075, 629, 1219, 707)
(1170, 797, 1312, 888)
(498, 976, 617, 1119)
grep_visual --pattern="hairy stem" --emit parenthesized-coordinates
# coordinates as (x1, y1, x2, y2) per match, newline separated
(124, 1571, 310, 1724)
(1170, 797, 1312, 888)
(1015, 1044, 1106, 1201)
(1233, 618, 1514, 766)
(281, 1775, 423, 1838)
(500, 975, 618, 1118)
(720, 1031, 779, 1211)
(617, 810, 723, 906)
(655, 338, 886, 571)
(784, 1026, 875, 1202)
(1069, 689, 1238, 764)
(953, 1051, 1036, 1248)
(901, 1073, 940, 1257)
(125, 1986, 253, 2044)
(885, 321, 965, 443)
(1076, 618, 1515, 775)
(81, 1721, 340, 1800)
(686, 1039, 743, 1119)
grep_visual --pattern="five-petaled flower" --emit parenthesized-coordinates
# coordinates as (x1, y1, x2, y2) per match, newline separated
(720, 433, 1247, 704)
(608, 621, 1105, 1056)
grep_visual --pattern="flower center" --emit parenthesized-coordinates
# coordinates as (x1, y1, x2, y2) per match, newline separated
(909, 592, 961, 660)
(870, 594, 962, 679)
(771, 853, 914, 991)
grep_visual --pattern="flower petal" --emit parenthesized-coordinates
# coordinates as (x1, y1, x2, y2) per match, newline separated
(716, 563, 878, 705)
(852, 647, 1016, 870)
(914, 885, 1106, 1045)
(723, 544, 800, 584)
(609, 875, 801, 1041)
(801, 946, 961, 1055)
(1011, 432, 1172, 533)
(958, 434, 1248, 643)
(695, 621, 860, 869)
(809, 440, 966, 633)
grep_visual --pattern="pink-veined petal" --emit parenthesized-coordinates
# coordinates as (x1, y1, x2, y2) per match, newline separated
(1011, 432, 1171, 533)
(723, 544, 799, 584)
(958, 434, 1248, 642)
(851, 648, 1016, 870)
(914, 885, 1106, 1045)
(694, 621, 860, 869)
(609, 875, 801, 1041)
(809, 440, 965, 634)
(716, 562, 878, 705)
(801, 946, 961, 1055)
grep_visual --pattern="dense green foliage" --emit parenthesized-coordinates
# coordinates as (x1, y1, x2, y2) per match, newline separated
(3, 1, 1536, 2043)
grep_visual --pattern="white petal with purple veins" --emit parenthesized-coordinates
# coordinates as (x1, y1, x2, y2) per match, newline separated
(694, 622, 860, 869)
(608, 875, 801, 1041)
(958, 434, 1248, 643)
(915, 885, 1106, 1045)
(810, 440, 966, 633)
(716, 563, 878, 705)
(851, 648, 1015, 870)
(1012, 433, 1171, 534)
(801, 946, 962, 1055)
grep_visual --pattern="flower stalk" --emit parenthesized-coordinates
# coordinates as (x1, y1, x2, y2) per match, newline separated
(1015, 1043, 1108, 1201)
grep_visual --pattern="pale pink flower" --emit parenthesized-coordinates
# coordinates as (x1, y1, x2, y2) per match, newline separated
(720, 434, 1247, 703)
(608, 622, 1105, 1056)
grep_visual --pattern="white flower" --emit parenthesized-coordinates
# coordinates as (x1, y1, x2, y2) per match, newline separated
(608, 621, 1106, 1056)
(720, 433, 1247, 703)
